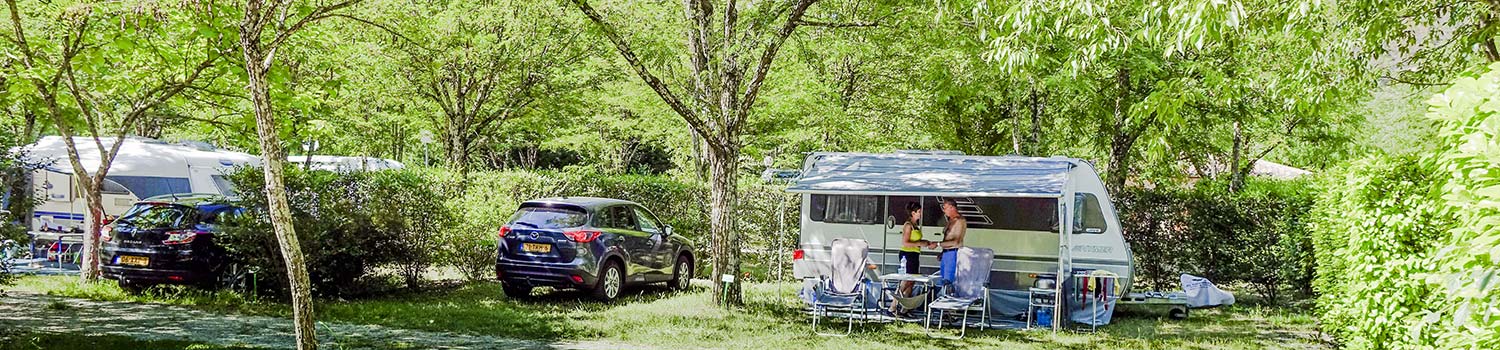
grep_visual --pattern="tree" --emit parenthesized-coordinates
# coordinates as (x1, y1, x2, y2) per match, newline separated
(572, 0, 834, 305)
(238, 0, 367, 348)
(391, 0, 591, 173)
(3, 0, 224, 280)
(1344, 0, 1500, 85)
(974, 0, 1359, 190)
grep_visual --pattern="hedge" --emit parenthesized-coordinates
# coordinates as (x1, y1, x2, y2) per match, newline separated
(221, 166, 797, 296)
(1116, 179, 1316, 303)
(1310, 62, 1500, 349)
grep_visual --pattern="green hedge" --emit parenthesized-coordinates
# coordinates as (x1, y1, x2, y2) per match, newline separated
(1310, 62, 1500, 349)
(1116, 179, 1316, 303)
(220, 167, 452, 297)
(223, 166, 799, 296)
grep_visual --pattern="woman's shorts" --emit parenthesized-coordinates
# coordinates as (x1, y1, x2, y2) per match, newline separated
(899, 251, 921, 274)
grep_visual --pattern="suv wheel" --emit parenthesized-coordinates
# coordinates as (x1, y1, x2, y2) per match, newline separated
(670, 255, 692, 290)
(502, 281, 532, 299)
(218, 263, 251, 293)
(592, 260, 623, 301)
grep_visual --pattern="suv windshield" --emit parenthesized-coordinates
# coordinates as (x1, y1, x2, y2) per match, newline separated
(508, 207, 589, 229)
(116, 204, 197, 230)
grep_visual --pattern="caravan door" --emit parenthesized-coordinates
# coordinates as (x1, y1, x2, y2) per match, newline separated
(882, 196, 920, 274)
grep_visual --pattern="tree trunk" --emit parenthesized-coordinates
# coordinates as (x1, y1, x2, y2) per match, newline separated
(1105, 68, 1132, 191)
(706, 142, 742, 306)
(1229, 118, 1245, 192)
(1028, 88, 1042, 155)
(242, 42, 319, 350)
(78, 183, 104, 280)
(1010, 102, 1022, 155)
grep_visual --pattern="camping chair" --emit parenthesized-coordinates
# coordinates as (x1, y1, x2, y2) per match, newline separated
(812, 238, 872, 337)
(925, 247, 993, 338)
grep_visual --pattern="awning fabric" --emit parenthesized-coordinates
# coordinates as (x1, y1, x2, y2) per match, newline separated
(786, 152, 1075, 197)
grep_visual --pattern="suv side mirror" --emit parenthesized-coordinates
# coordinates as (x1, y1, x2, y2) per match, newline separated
(663, 225, 673, 237)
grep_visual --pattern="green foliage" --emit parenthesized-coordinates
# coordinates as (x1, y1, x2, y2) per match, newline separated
(219, 167, 452, 297)
(1116, 179, 1316, 303)
(1308, 155, 1450, 348)
(220, 166, 797, 288)
(1309, 62, 1500, 348)
(1422, 62, 1500, 349)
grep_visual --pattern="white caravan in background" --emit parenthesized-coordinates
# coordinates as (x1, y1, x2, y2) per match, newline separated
(287, 155, 405, 173)
(786, 151, 1135, 294)
(13, 136, 259, 232)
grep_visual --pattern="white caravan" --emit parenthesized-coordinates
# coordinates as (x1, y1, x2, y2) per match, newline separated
(14, 136, 260, 232)
(287, 155, 404, 173)
(787, 151, 1134, 294)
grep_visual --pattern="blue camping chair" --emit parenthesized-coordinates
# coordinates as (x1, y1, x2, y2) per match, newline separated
(812, 238, 874, 337)
(926, 247, 993, 338)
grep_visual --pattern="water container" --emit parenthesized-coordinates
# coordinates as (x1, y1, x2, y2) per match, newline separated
(1035, 307, 1053, 327)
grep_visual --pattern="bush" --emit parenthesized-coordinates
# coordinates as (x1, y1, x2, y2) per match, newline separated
(220, 167, 451, 297)
(1310, 63, 1500, 349)
(221, 164, 802, 297)
(1116, 179, 1316, 303)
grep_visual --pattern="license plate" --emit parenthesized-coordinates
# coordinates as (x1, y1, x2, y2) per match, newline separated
(118, 255, 149, 267)
(521, 243, 551, 253)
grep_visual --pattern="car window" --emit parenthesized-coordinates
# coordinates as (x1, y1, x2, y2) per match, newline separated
(508, 207, 589, 229)
(634, 207, 661, 233)
(115, 204, 196, 230)
(613, 206, 639, 230)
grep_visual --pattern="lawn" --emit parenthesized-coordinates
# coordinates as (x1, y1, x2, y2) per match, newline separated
(5, 275, 1327, 350)
(0, 329, 267, 350)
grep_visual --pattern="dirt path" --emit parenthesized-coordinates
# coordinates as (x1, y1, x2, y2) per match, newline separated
(0, 292, 631, 350)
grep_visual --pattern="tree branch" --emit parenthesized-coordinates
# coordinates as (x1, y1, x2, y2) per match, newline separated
(737, 0, 818, 136)
(572, 0, 715, 145)
(793, 19, 877, 28)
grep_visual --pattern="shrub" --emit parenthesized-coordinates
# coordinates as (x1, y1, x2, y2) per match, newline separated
(1116, 178, 1316, 303)
(219, 166, 450, 297)
(1309, 63, 1500, 349)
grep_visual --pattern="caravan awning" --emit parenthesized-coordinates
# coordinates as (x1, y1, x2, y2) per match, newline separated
(786, 152, 1075, 197)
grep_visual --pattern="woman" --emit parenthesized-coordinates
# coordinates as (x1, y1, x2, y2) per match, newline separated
(890, 201, 935, 315)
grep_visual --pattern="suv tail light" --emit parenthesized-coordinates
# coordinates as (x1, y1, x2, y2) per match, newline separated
(162, 230, 201, 245)
(793, 249, 805, 260)
(563, 229, 602, 243)
(100, 225, 113, 243)
(498, 225, 511, 239)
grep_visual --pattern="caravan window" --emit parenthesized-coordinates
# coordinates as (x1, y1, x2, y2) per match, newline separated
(1074, 193, 1108, 234)
(810, 194, 881, 224)
(100, 179, 130, 195)
(926, 196, 1058, 232)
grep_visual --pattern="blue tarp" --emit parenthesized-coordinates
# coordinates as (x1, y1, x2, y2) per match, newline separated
(787, 152, 1074, 197)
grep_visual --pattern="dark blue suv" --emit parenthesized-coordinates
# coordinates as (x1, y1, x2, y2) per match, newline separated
(496, 197, 695, 301)
(100, 194, 244, 293)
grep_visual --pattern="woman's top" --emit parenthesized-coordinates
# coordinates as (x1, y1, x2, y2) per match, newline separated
(901, 223, 923, 253)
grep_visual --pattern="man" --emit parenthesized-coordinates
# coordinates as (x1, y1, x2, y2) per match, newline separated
(934, 197, 967, 285)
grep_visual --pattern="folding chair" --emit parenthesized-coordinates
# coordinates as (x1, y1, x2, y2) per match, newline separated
(926, 247, 993, 338)
(812, 238, 872, 337)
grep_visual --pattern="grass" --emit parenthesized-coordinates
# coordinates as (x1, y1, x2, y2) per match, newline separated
(7, 275, 1327, 350)
(0, 329, 267, 350)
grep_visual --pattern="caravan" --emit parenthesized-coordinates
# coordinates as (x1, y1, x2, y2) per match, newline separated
(15, 136, 260, 233)
(787, 151, 1134, 315)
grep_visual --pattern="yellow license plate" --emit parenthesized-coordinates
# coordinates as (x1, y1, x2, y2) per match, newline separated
(118, 255, 149, 267)
(522, 243, 551, 253)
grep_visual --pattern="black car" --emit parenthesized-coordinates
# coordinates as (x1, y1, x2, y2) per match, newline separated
(100, 194, 243, 293)
(496, 197, 695, 301)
